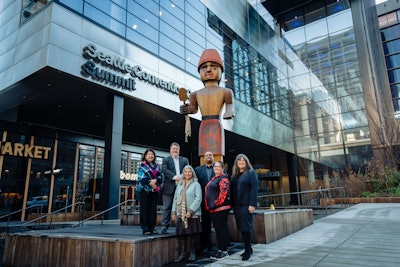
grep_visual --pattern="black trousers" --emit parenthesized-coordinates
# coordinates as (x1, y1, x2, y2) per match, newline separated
(210, 209, 230, 251)
(200, 204, 212, 250)
(139, 190, 158, 232)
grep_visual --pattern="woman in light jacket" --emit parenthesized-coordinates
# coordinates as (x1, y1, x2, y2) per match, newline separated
(230, 154, 258, 261)
(171, 165, 202, 262)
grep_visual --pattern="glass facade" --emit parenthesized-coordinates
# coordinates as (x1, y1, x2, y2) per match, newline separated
(379, 8, 400, 117)
(281, 0, 372, 168)
(0, 128, 162, 218)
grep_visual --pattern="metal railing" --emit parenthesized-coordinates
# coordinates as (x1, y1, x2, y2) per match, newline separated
(72, 199, 131, 227)
(257, 187, 347, 211)
(0, 204, 44, 228)
(21, 202, 85, 229)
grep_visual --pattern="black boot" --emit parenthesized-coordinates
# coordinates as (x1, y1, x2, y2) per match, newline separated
(188, 235, 197, 261)
(174, 237, 187, 262)
(241, 232, 252, 261)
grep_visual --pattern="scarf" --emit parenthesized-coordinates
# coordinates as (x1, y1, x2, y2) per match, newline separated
(178, 179, 193, 229)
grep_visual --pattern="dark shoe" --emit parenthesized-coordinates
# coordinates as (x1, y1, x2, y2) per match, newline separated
(210, 250, 229, 260)
(161, 228, 168, 234)
(188, 252, 196, 261)
(152, 230, 158, 235)
(240, 247, 253, 256)
(174, 253, 187, 263)
(242, 251, 251, 261)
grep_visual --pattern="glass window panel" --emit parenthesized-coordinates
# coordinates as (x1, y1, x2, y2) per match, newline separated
(381, 27, 392, 41)
(389, 25, 400, 40)
(387, 11, 399, 27)
(160, 0, 184, 22)
(326, 0, 350, 16)
(388, 68, 400, 83)
(185, 49, 200, 67)
(53, 140, 77, 211)
(304, 1, 326, 24)
(127, 14, 159, 41)
(386, 39, 400, 55)
(386, 53, 400, 69)
(126, 28, 158, 52)
(283, 27, 306, 47)
(160, 10, 184, 32)
(185, 25, 205, 49)
(282, 8, 304, 31)
(160, 22, 184, 44)
(341, 110, 368, 130)
(185, 15, 205, 37)
(113, 0, 127, 8)
(327, 9, 353, 34)
(378, 15, 388, 28)
(84, 3, 125, 36)
(127, 1, 158, 25)
(121, 151, 128, 173)
(159, 47, 185, 69)
(185, 5, 205, 27)
(205, 29, 223, 48)
(129, 0, 159, 16)
(160, 33, 184, 55)
(393, 97, 400, 112)
(185, 59, 198, 77)
(86, 0, 125, 23)
(185, 37, 204, 57)
(391, 83, 400, 98)
(59, 0, 83, 13)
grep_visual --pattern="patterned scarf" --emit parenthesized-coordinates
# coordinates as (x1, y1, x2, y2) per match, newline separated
(178, 179, 192, 229)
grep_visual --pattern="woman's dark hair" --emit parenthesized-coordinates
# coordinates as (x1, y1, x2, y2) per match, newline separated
(142, 148, 157, 163)
(231, 153, 253, 178)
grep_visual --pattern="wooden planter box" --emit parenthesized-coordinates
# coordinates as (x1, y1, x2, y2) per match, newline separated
(122, 209, 313, 244)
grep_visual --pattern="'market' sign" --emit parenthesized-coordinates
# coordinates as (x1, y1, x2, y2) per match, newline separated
(81, 43, 180, 94)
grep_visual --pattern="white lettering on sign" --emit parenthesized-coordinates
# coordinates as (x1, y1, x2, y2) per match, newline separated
(120, 170, 138, 181)
(82, 43, 181, 94)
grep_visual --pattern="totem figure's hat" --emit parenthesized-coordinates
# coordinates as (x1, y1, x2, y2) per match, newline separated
(198, 49, 224, 72)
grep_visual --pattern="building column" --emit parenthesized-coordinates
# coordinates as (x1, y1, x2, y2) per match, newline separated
(102, 94, 124, 219)
(307, 160, 315, 185)
(287, 154, 299, 205)
(323, 167, 330, 188)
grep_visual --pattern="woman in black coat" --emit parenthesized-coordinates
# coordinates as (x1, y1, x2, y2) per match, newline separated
(230, 154, 258, 261)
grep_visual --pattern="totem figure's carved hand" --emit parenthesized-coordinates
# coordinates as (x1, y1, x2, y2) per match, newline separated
(180, 104, 190, 115)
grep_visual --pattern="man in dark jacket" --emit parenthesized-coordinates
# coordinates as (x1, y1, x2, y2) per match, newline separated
(195, 151, 215, 252)
(161, 142, 189, 234)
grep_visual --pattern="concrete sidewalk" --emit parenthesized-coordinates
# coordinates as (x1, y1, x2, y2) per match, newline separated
(207, 203, 400, 267)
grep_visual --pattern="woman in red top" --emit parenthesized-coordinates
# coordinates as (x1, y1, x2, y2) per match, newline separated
(204, 160, 231, 260)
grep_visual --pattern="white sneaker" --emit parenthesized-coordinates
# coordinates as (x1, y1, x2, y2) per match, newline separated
(210, 250, 229, 260)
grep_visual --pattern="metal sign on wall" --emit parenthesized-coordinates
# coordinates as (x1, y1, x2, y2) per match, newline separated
(81, 43, 180, 95)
